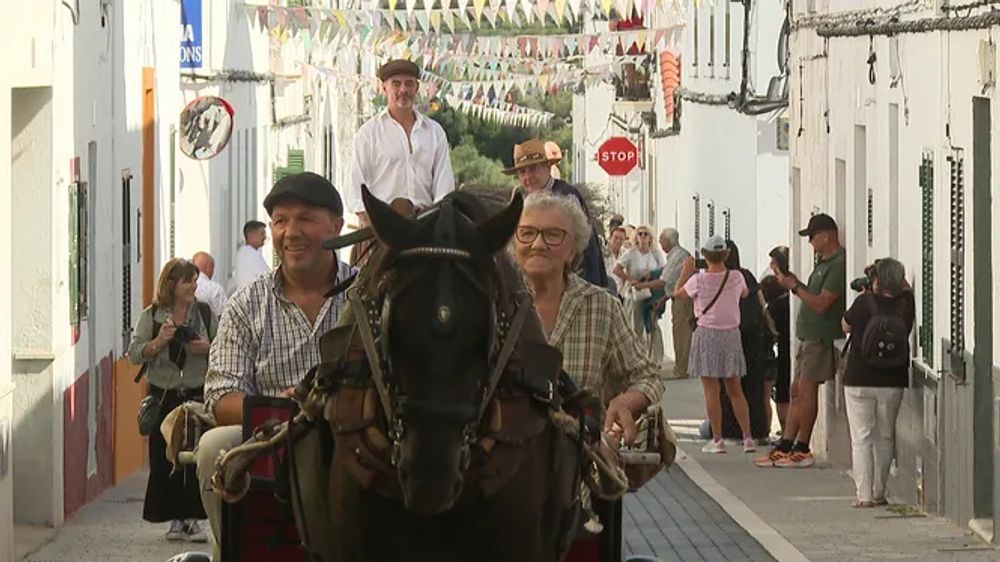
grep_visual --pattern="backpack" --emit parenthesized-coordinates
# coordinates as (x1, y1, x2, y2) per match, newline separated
(859, 296, 909, 369)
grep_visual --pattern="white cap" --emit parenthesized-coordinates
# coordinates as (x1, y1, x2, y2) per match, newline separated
(701, 235, 727, 252)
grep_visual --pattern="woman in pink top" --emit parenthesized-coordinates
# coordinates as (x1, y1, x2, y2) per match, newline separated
(674, 235, 755, 454)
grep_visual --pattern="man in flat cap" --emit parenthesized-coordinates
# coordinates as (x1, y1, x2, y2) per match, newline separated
(348, 59, 455, 224)
(195, 172, 355, 557)
(506, 139, 609, 289)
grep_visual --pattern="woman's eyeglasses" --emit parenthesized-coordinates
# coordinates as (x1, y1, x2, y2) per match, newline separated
(516, 226, 568, 247)
(636, 231, 651, 237)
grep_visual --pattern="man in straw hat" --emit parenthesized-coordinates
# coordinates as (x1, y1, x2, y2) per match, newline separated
(505, 139, 609, 289)
(348, 59, 454, 225)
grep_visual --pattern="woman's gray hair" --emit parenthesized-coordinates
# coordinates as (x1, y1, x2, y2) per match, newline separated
(874, 258, 906, 297)
(521, 191, 591, 256)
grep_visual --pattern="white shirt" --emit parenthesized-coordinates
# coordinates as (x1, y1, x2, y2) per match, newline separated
(195, 272, 228, 318)
(616, 248, 666, 280)
(347, 109, 455, 214)
(230, 244, 271, 295)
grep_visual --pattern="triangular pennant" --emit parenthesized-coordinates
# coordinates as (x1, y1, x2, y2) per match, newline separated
(425, 0, 436, 17)
(406, 0, 417, 15)
(504, 0, 518, 22)
(554, 0, 567, 23)
(520, 0, 534, 23)
(430, 12, 442, 32)
(485, 7, 499, 27)
(600, 0, 613, 16)
(536, 0, 551, 23)
(473, 0, 487, 23)
(442, 9, 456, 32)
(415, 12, 430, 32)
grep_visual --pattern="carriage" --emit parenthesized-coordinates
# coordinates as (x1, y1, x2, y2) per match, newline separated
(168, 188, 670, 562)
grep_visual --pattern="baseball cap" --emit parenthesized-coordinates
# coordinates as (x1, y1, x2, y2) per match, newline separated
(263, 172, 344, 216)
(701, 235, 727, 252)
(377, 59, 420, 82)
(798, 213, 838, 237)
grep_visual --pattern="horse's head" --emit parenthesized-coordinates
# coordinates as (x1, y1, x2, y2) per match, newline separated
(361, 187, 522, 515)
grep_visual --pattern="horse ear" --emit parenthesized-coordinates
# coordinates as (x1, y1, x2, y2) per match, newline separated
(363, 185, 415, 249)
(477, 192, 523, 254)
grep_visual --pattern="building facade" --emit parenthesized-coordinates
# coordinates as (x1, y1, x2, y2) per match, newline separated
(0, 1, 365, 558)
(789, 0, 1000, 541)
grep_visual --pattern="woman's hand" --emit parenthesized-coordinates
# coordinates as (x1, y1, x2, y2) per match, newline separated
(187, 335, 210, 355)
(681, 256, 696, 276)
(156, 318, 177, 346)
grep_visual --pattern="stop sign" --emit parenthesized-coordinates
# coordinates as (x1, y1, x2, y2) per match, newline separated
(596, 137, 639, 176)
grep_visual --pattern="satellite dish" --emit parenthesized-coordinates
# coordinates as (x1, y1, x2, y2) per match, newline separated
(179, 96, 235, 160)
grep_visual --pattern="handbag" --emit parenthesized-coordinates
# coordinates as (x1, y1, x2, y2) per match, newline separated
(616, 404, 679, 490)
(629, 285, 653, 301)
(137, 370, 166, 437)
(689, 269, 731, 331)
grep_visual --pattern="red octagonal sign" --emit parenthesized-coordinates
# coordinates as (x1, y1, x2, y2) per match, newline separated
(596, 136, 639, 176)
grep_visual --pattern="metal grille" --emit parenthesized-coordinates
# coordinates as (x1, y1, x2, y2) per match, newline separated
(692, 194, 701, 251)
(121, 171, 133, 351)
(707, 200, 716, 236)
(722, 208, 731, 240)
(948, 149, 966, 378)
(919, 151, 934, 364)
(867, 187, 874, 247)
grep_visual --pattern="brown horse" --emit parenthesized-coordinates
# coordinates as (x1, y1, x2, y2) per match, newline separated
(299, 188, 583, 562)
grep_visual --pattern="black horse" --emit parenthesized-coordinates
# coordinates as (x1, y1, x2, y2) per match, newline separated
(316, 187, 583, 562)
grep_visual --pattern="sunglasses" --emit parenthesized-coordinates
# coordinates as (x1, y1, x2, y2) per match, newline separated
(636, 231, 651, 237)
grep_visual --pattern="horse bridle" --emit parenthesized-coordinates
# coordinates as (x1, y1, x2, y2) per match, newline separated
(346, 202, 532, 470)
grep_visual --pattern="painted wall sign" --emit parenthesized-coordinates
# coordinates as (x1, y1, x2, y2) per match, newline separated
(180, 0, 203, 69)
(179, 96, 235, 160)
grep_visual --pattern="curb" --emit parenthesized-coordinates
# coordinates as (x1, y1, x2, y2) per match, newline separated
(673, 452, 811, 562)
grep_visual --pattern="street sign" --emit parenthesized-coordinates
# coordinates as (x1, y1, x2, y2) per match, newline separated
(597, 137, 639, 176)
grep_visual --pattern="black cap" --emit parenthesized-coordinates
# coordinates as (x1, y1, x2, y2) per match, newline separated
(378, 59, 420, 82)
(798, 213, 838, 237)
(263, 172, 343, 216)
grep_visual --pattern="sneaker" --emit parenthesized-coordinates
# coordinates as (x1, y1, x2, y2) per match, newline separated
(165, 520, 186, 542)
(775, 450, 815, 468)
(753, 449, 789, 467)
(701, 439, 726, 454)
(743, 437, 757, 453)
(184, 520, 208, 543)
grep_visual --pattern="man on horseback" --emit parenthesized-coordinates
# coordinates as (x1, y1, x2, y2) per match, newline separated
(194, 172, 354, 559)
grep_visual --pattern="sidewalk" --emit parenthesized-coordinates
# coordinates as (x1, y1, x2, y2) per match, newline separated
(661, 375, 1000, 562)
(20, 472, 203, 562)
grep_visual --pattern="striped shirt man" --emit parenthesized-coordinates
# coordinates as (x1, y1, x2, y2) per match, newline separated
(204, 261, 354, 412)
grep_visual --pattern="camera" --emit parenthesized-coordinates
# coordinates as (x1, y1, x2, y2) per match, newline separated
(850, 260, 880, 293)
(173, 325, 198, 343)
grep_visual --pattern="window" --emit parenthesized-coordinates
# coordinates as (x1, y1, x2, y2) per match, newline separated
(70, 179, 88, 328)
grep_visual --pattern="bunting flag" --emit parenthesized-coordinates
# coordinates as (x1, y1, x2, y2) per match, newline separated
(444, 93, 553, 128)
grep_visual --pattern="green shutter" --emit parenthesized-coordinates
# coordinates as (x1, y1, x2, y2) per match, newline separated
(919, 151, 934, 364)
(287, 148, 305, 173)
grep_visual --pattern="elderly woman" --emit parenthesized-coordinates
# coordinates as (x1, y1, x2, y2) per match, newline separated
(612, 224, 666, 360)
(512, 191, 662, 443)
(128, 258, 217, 542)
(841, 258, 914, 508)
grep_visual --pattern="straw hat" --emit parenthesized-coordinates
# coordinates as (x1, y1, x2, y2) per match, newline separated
(502, 139, 561, 175)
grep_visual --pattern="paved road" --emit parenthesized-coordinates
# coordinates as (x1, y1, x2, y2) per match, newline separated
(625, 468, 774, 561)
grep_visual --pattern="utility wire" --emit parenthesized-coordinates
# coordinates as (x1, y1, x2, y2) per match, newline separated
(942, 0, 1000, 11)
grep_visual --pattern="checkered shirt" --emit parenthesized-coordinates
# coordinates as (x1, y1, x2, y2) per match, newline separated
(548, 274, 663, 406)
(204, 261, 354, 412)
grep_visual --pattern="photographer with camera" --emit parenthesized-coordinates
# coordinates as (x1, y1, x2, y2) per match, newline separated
(128, 258, 217, 542)
(755, 214, 846, 469)
(841, 258, 914, 507)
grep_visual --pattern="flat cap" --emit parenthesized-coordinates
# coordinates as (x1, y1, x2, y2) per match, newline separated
(263, 172, 344, 216)
(378, 59, 420, 82)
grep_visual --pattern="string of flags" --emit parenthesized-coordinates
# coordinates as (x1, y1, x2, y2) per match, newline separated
(443, 94, 554, 127)
(243, 0, 685, 31)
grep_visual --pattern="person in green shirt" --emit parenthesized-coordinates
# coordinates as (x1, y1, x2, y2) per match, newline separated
(755, 213, 846, 469)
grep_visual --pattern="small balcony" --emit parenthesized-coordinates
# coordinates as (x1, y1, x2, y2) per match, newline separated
(613, 54, 654, 112)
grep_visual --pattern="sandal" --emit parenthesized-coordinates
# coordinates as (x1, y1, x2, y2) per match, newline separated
(852, 499, 874, 508)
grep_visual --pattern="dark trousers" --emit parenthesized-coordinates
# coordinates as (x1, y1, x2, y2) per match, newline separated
(143, 385, 208, 523)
